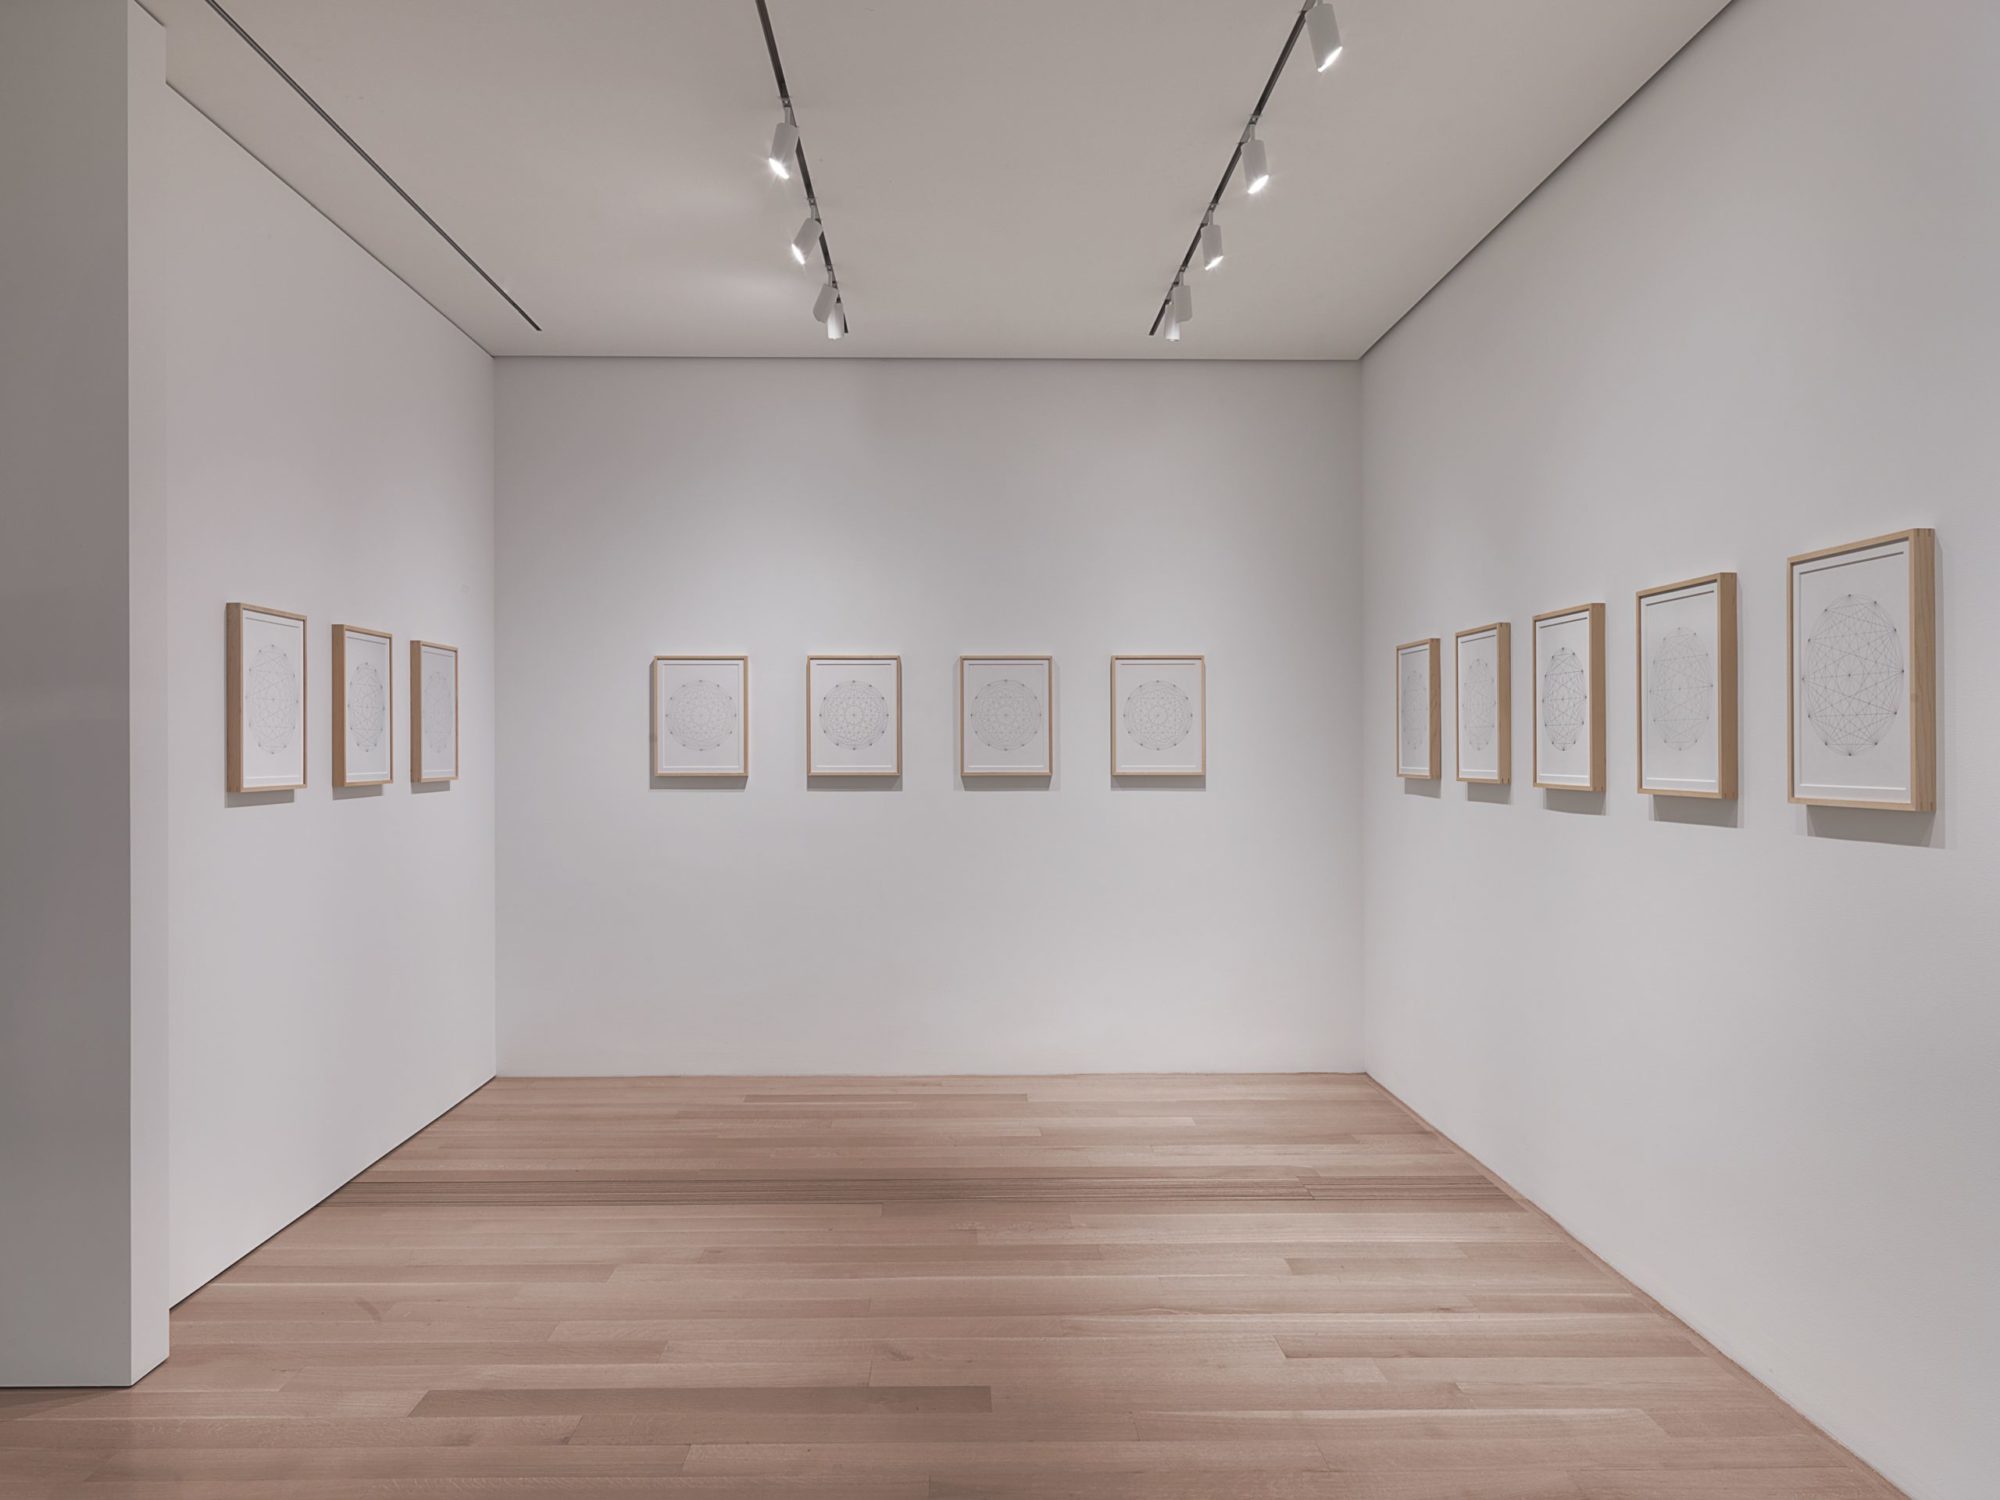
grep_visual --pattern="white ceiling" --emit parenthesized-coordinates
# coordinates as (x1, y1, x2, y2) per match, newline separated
(144, 0, 1728, 358)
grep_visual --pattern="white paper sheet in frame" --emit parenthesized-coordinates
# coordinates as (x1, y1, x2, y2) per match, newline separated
(807, 655, 902, 776)
(960, 656, 1053, 776)
(1453, 625, 1508, 783)
(1532, 604, 1604, 791)
(333, 624, 393, 787)
(227, 603, 307, 792)
(1637, 575, 1736, 799)
(653, 656, 748, 777)
(1789, 530, 1935, 810)
(412, 640, 459, 783)
(1110, 655, 1205, 777)
(1394, 639, 1437, 779)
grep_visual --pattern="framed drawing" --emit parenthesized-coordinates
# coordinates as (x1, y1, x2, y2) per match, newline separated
(1394, 638, 1439, 779)
(960, 655, 1053, 777)
(1788, 529, 1935, 811)
(1531, 603, 1605, 791)
(1453, 624, 1510, 784)
(332, 624, 393, 788)
(1636, 574, 1738, 799)
(1110, 654, 1205, 777)
(226, 603, 307, 792)
(411, 640, 459, 784)
(652, 655, 749, 778)
(807, 654, 902, 776)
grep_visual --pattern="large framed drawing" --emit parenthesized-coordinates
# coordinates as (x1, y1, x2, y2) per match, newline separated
(1394, 638, 1439, 780)
(1453, 624, 1510, 784)
(1531, 603, 1605, 791)
(652, 655, 749, 778)
(1788, 529, 1936, 811)
(411, 640, 460, 784)
(960, 655, 1053, 777)
(1636, 574, 1737, 799)
(807, 654, 902, 777)
(1110, 655, 1205, 777)
(332, 624, 393, 788)
(226, 603, 308, 792)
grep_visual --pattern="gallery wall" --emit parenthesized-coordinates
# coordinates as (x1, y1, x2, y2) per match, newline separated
(129, 44, 499, 1300)
(495, 358, 1364, 1074)
(1357, 1, 1999, 1496)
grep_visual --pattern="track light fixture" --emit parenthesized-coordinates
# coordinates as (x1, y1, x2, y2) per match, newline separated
(1149, 1, 1349, 337)
(813, 280, 837, 324)
(1305, 2, 1343, 72)
(767, 113, 798, 180)
(826, 297, 846, 340)
(755, 0, 849, 336)
(791, 215, 823, 265)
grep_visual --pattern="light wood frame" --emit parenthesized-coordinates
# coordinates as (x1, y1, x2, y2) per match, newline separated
(958, 655, 1053, 778)
(226, 602, 308, 793)
(331, 624, 394, 789)
(1787, 528, 1936, 812)
(1635, 573, 1738, 800)
(1453, 623, 1511, 785)
(806, 654, 903, 777)
(1530, 603, 1606, 792)
(1109, 654, 1207, 777)
(410, 640, 460, 784)
(651, 655, 750, 778)
(1394, 638, 1440, 780)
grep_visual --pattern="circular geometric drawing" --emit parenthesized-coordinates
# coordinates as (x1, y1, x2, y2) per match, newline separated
(1123, 679, 1193, 752)
(346, 661, 387, 753)
(667, 677, 736, 752)
(248, 643, 299, 754)
(819, 679, 890, 750)
(1802, 594, 1902, 755)
(1648, 627, 1713, 752)
(1540, 646, 1588, 752)
(970, 677, 1043, 753)
(1461, 656, 1497, 753)
(423, 668, 454, 754)
(1399, 657, 1429, 765)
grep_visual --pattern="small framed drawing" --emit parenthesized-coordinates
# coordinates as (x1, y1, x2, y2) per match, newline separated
(1531, 603, 1605, 791)
(1788, 529, 1936, 811)
(807, 654, 902, 777)
(1636, 574, 1738, 799)
(1395, 638, 1439, 779)
(226, 603, 307, 792)
(1453, 624, 1510, 784)
(652, 655, 749, 778)
(960, 655, 1053, 777)
(1110, 655, 1205, 777)
(332, 624, 394, 788)
(411, 640, 459, 784)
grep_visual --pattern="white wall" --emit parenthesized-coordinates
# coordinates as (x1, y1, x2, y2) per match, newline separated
(495, 359, 1363, 1074)
(129, 50, 498, 1301)
(1358, 2, 1999, 1497)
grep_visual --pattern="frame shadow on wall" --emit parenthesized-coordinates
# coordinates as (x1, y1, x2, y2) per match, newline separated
(651, 773, 748, 792)
(1400, 779, 1440, 800)
(808, 775, 900, 792)
(1465, 782, 1509, 806)
(1113, 774, 1204, 792)
(1540, 788, 1603, 815)
(1651, 795, 1739, 829)
(224, 789, 293, 809)
(331, 784, 384, 802)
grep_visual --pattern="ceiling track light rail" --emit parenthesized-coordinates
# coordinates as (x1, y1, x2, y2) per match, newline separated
(1148, 1, 1338, 339)
(754, 0, 847, 334)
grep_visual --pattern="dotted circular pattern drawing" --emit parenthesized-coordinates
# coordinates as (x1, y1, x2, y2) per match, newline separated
(423, 668, 454, 755)
(248, 644, 299, 754)
(346, 661, 387, 753)
(667, 677, 737, 752)
(1540, 646, 1588, 752)
(1461, 656, 1497, 753)
(1398, 656, 1428, 766)
(820, 679, 890, 751)
(1123, 679, 1193, 753)
(1648, 627, 1713, 752)
(1803, 593, 1903, 755)
(970, 677, 1043, 753)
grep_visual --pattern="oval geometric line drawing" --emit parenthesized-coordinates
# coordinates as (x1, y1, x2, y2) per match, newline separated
(1123, 679, 1193, 752)
(1399, 655, 1429, 766)
(1648, 626, 1713, 752)
(423, 667, 455, 755)
(1540, 645, 1588, 752)
(1802, 593, 1902, 755)
(820, 679, 890, 750)
(346, 660, 387, 753)
(248, 643, 300, 754)
(1461, 655, 1497, 753)
(970, 677, 1043, 753)
(667, 677, 737, 753)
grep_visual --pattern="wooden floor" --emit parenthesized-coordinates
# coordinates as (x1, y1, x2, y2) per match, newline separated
(3, 1075, 1901, 1498)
